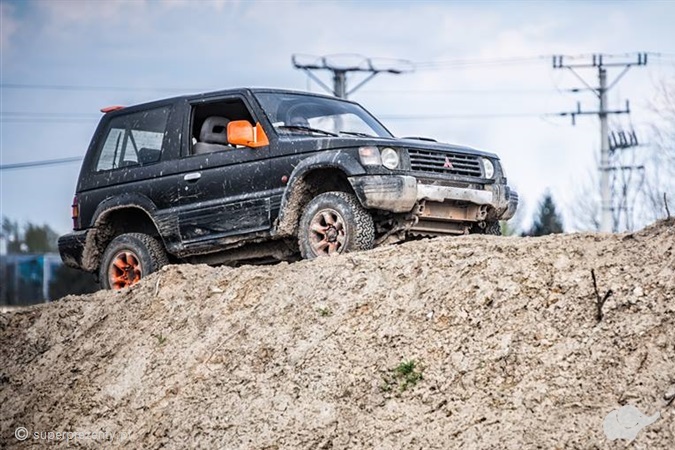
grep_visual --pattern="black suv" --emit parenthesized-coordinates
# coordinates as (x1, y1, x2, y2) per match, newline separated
(59, 88, 518, 289)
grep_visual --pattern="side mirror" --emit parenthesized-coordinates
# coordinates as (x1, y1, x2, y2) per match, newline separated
(227, 120, 270, 148)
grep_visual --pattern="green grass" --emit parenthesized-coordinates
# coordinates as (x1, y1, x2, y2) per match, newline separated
(381, 359, 424, 393)
(152, 333, 167, 346)
(317, 307, 332, 317)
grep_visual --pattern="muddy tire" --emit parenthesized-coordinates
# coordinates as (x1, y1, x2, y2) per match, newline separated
(471, 221, 502, 236)
(485, 221, 502, 236)
(99, 233, 169, 290)
(298, 191, 375, 259)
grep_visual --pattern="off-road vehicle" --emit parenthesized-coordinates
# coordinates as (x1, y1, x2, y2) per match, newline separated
(58, 88, 518, 289)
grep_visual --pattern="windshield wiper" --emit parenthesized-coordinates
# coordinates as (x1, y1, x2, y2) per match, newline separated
(278, 125, 338, 137)
(338, 130, 377, 138)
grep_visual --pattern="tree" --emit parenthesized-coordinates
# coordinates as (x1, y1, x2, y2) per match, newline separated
(565, 78, 675, 233)
(23, 223, 58, 253)
(2, 217, 22, 253)
(1, 216, 100, 302)
(1, 217, 58, 253)
(646, 77, 675, 220)
(529, 193, 564, 236)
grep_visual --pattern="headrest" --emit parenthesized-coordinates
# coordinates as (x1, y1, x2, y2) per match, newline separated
(199, 116, 230, 145)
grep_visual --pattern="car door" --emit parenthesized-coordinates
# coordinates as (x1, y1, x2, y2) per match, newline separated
(175, 94, 274, 245)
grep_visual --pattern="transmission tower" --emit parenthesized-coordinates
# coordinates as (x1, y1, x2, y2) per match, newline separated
(292, 54, 413, 99)
(553, 53, 648, 232)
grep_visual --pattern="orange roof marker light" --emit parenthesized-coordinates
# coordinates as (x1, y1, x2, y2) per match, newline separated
(100, 105, 125, 113)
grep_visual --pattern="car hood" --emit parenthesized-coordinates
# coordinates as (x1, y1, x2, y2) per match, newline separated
(280, 135, 499, 159)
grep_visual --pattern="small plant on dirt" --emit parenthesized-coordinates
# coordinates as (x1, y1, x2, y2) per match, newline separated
(152, 333, 167, 346)
(381, 359, 424, 393)
(317, 307, 332, 317)
(395, 360, 423, 391)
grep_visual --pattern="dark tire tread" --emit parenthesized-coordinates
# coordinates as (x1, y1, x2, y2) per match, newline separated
(485, 221, 502, 236)
(298, 191, 375, 259)
(99, 232, 169, 289)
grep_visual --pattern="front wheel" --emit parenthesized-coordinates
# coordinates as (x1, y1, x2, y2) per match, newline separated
(470, 221, 502, 236)
(484, 221, 502, 235)
(298, 191, 375, 259)
(99, 233, 169, 290)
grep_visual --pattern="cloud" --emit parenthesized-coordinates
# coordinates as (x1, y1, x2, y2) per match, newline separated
(38, 0, 143, 23)
(2, 0, 674, 233)
(0, 2, 19, 52)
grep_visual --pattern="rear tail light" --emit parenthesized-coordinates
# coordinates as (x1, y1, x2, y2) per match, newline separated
(71, 195, 80, 230)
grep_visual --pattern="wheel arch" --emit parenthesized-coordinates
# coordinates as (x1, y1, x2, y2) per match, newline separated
(274, 150, 366, 237)
(81, 202, 165, 272)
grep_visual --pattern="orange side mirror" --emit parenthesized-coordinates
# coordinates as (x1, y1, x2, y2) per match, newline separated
(227, 120, 270, 148)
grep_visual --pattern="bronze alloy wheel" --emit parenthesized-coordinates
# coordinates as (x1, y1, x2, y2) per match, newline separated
(108, 250, 143, 290)
(298, 191, 375, 260)
(99, 233, 169, 290)
(308, 208, 347, 256)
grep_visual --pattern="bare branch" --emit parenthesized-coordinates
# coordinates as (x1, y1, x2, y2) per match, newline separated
(591, 269, 613, 323)
(665, 193, 672, 219)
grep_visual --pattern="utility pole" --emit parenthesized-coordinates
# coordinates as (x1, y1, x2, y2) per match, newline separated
(292, 54, 413, 99)
(0, 234, 6, 305)
(553, 53, 648, 232)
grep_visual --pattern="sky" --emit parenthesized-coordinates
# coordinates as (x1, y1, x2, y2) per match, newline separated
(1, 0, 675, 236)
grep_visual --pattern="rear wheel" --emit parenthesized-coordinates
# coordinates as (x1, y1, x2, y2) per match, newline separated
(298, 191, 375, 259)
(99, 233, 169, 290)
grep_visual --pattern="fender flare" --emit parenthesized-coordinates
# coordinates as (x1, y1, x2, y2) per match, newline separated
(91, 193, 159, 227)
(81, 194, 164, 271)
(274, 150, 366, 236)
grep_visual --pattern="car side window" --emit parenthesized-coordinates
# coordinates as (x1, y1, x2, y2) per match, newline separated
(189, 98, 256, 156)
(95, 107, 170, 172)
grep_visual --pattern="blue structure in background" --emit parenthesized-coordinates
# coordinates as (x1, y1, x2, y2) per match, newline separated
(0, 254, 62, 305)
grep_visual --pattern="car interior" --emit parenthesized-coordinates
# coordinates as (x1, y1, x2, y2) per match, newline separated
(190, 99, 256, 155)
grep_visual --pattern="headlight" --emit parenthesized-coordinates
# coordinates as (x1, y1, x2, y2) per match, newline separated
(380, 147, 400, 170)
(482, 158, 495, 178)
(358, 146, 381, 166)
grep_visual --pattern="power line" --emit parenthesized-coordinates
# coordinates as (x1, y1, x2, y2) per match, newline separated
(292, 53, 414, 98)
(358, 88, 555, 95)
(0, 157, 83, 171)
(1, 118, 98, 123)
(1, 110, 552, 124)
(0, 83, 202, 93)
(553, 52, 648, 233)
(1, 111, 99, 123)
(379, 112, 550, 120)
(413, 55, 548, 69)
(1, 52, 672, 95)
(2, 112, 99, 118)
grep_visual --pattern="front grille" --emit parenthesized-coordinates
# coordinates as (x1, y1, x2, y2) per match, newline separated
(408, 148, 482, 177)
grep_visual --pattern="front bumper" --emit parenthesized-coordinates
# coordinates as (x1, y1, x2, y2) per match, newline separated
(349, 175, 518, 221)
(58, 229, 89, 270)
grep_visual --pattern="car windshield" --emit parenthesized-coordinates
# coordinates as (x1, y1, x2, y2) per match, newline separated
(254, 92, 393, 139)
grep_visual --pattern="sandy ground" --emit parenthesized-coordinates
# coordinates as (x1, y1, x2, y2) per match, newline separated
(1, 220, 674, 449)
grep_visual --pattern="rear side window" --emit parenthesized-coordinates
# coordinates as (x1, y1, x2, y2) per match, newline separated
(95, 107, 170, 172)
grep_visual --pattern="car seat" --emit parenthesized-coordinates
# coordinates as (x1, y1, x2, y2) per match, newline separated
(194, 116, 230, 155)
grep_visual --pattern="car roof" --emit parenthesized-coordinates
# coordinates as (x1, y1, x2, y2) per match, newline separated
(102, 88, 358, 117)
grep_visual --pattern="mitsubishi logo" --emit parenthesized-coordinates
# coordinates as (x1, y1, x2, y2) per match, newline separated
(443, 156, 454, 169)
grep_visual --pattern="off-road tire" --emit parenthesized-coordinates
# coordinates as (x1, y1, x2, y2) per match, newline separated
(298, 191, 375, 259)
(470, 221, 502, 236)
(99, 233, 169, 290)
(484, 221, 502, 236)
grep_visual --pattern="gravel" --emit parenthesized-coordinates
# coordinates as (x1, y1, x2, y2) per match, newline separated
(1, 219, 674, 449)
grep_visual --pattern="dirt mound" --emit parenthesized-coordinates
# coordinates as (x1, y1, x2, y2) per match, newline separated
(1, 220, 674, 449)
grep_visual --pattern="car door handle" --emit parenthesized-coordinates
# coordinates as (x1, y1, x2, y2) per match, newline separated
(184, 172, 201, 182)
